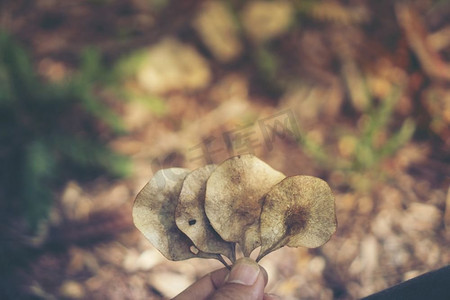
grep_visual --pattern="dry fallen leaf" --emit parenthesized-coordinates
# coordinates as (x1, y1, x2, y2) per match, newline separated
(133, 168, 220, 261)
(257, 176, 337, 261)
(205, 154, 285, 256)
(175, 165, 235, 261)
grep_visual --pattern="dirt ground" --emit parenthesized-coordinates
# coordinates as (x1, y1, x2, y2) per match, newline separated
(1, 0, 450, 299)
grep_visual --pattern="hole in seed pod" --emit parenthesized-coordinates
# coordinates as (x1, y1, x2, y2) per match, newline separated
(188, 219, 196, 226)
(190, 245, 199, 255)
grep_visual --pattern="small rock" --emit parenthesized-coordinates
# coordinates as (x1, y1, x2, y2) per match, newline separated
(401, 202, 442, 233)
(403, 270, 423, 281)
(136, 249, 164, 271)
(241, 1, 294, 43)
(60, 181, 92, 220)
(124, 248, 163, 272)
(193, 1, 243, 62)
(59, 281, 85, 299)
(137, 38, 211, 94)
(360, 235, 378, 277)
(123, 249, 140, 272)
(308, 256, 326, 276)
(148, 271, 193, 299)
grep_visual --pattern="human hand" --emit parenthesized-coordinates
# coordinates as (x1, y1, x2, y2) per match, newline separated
(173, 257, 280, 300)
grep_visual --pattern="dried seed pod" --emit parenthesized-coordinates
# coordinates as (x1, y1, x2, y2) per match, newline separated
(205, 154, 285, 256)
(133, 168, 220, 261)
(175, 165, 235, 261)
(257, 176, 337, 261)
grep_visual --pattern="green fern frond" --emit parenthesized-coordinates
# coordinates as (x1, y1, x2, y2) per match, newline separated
(0, 32, 131, 230)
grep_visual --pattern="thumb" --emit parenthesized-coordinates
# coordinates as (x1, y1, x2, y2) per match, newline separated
(210, 258, 266, 300)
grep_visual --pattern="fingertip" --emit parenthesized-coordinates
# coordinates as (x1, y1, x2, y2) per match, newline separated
(226, 257, 261, 286)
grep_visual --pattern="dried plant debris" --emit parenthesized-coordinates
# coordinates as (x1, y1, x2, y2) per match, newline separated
(205, 154, 286, 256)
(175, 165, 235, 261)
(133, 155, 337, 266)
(257, 176, 337, 261)
(132, 168, 221, 262)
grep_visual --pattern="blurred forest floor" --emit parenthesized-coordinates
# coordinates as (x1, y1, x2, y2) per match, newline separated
(1, 0, 450, 299)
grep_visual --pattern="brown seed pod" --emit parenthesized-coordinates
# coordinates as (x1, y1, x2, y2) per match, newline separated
(133, 168, 221, 261)
(257, 175, 337, 261)
(205, 154, 285, 256)
(175, 165, 236, 261)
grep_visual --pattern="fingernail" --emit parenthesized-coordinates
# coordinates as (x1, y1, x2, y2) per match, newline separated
(226, 258, 260, 286)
